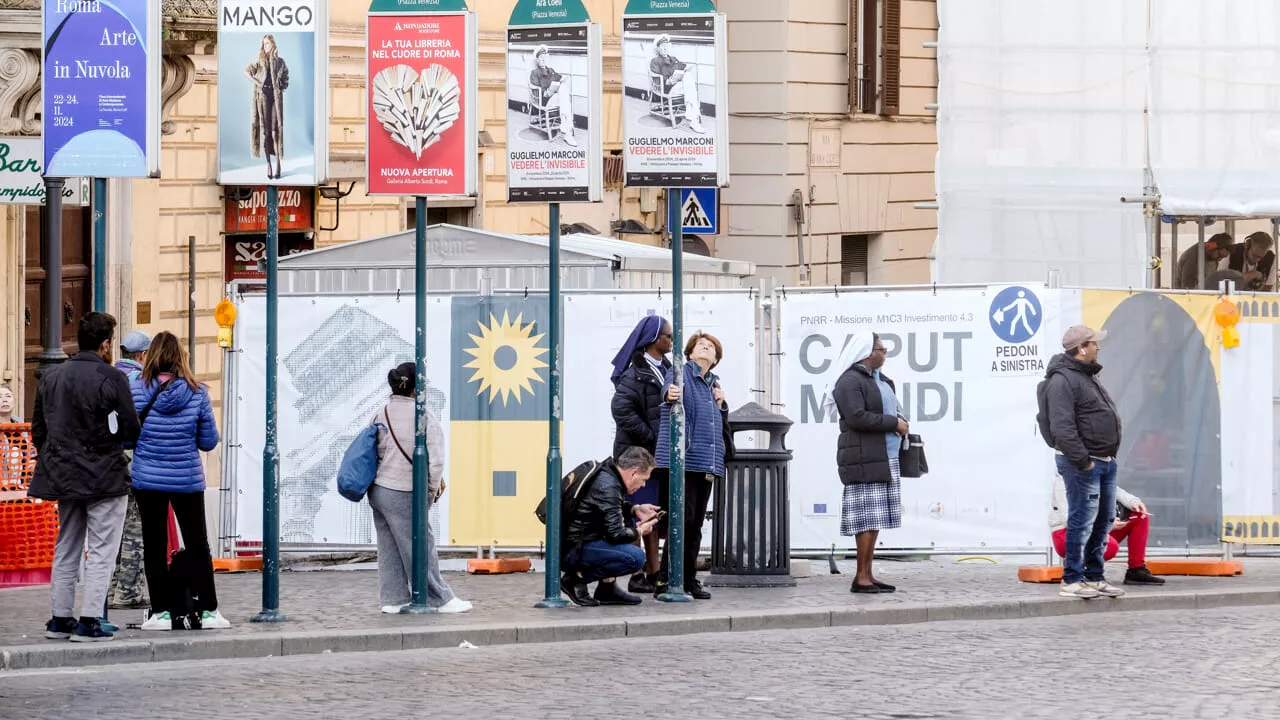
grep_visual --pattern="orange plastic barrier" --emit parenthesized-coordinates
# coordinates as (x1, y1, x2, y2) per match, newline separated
(1017, 565, 1064, 583)
(0, 423, 58, 586)
(467, 558, 532, 575)
(1146, 559, 1243, 577)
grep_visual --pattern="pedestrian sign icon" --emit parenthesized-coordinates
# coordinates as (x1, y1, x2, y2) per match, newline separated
(988, 286, 1043, 344)
(679, 187, 718, 235)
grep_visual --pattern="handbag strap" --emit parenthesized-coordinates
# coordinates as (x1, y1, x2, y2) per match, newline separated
(383, 406, 412, 464)
(139, 378, 176, 427)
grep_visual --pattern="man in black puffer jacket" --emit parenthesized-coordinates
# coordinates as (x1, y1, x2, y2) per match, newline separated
(561, 447, 662, 607)
(609, 316, 672, 592)
(1044, 325, 1124, 601)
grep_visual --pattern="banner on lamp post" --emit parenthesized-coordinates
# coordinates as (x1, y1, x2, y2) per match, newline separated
(42, 0, 162, 178)
(505, 0, 602, 204)
(217, 0, 330, 187)
(621, 0, 728, 188)
(365, 1, 478, 197)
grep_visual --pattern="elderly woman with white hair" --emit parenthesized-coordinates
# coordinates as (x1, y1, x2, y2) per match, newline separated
(823, 332, 908, 594)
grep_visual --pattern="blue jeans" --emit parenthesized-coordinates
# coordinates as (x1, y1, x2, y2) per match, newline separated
(565, 540, 646, 584)
(1056, 456, 1118, 585)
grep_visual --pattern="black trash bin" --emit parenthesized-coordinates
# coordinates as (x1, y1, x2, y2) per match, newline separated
(706, 402, 796, 588)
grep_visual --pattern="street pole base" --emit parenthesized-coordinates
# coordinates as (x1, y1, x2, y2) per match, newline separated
(250, 609, 289, 623)
(657, 590, 694, 603)
(534, 597, 571, 609)
(400, 604, 435, 615)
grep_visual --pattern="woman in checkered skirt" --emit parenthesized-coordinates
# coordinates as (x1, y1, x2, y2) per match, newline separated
(823, 332, 909, 594)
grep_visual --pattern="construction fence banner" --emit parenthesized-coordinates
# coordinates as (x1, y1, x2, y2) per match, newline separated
(227, 291, 756, 548)
(222, 285, 1277, 553)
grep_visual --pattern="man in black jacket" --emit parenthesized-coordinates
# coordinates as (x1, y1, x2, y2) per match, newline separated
(1044, 325, 1124, 601)
(29, 313, 141, 642)
(561, 446, 661, 607)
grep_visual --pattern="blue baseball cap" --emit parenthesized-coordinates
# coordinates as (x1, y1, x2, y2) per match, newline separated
(121, 331, 151, 354)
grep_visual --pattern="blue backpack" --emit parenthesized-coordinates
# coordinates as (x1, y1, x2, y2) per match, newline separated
(337, 423, 382, 502)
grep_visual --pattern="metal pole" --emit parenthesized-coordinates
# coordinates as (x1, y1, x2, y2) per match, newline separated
(658, 188, 692, 603)
(37, 177, 68, 377)
(188, 235, 196, 372)
(1197, 220, 1206, 290)
(404, 196, 433, 614)
(92, 179, 107, 312)
(252, 185, 287, 623)
(1171, 220, 1179, 287)
(536, 202, 569, 609)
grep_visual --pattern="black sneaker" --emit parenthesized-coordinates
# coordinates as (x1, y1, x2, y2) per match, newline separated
(594, 581, 643, 606)
(561, 573, 599, 607)
(689, 578, 712, 600)
(70, 617, 114, 643)
(1124, 566, 1166, 585)
(627, 573, 656, 594)
(44, 616, 77, 640)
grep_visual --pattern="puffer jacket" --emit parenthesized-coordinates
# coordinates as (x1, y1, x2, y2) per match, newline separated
(655, 361, 728, 476)
(129, 374, 220, 493)
(1043, 354, 1122, 471)
(833, 363, 899, 485)
(610, 353, 670, 458)
(563, 459, 637, 551)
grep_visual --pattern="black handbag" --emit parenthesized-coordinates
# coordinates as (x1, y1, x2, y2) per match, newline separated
(899, 434, 928, 478)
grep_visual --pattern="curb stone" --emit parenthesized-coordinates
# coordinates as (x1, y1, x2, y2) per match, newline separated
(2, 588, 1276, 672)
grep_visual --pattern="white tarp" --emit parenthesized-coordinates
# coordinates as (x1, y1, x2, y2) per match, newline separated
(935, 0, 1150, 288)
(1149, 0, 1280, 215)
(778, 286, 1068, 550)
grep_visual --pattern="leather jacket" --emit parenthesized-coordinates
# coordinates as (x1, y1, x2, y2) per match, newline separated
(564, 459, 638, 551)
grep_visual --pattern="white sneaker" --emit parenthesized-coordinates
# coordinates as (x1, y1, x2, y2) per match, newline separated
(141, 611, 172, 631)
(1059, 582, 1100, 599)
(436, 598, 473, 614)
(1088, 580, 1126, 598)
(381, 604, 408, 614)
(200, 610, 231, 629)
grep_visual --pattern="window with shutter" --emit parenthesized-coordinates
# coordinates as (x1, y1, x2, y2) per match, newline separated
(841, 234, 872, 286)
(847, 0, 903, 116)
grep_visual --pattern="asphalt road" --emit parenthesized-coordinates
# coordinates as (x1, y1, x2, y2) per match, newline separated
(0, 606, 1273, 719)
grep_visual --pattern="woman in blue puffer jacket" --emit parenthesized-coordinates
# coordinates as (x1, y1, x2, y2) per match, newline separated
(653, 331, 730, 600)
(129, 331, 226, 631)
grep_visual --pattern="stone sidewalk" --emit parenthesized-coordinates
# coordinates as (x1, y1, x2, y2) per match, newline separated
(2, 556, 1276, 672)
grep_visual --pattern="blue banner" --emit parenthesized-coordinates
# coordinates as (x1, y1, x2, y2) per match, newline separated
(43, 0, 160, 178)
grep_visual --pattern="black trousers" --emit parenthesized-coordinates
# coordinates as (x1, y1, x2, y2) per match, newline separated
(657, 469, 714, 583)
(135, 489, 218, 614)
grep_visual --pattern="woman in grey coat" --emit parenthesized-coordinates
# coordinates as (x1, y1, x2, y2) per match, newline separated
(367, 362, 471, 614)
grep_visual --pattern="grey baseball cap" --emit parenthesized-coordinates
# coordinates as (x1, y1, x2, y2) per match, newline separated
(121, 331, 151, 353)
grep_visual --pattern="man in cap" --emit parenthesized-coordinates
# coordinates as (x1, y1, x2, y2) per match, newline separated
(650, 34, 707, 134)
(1042, 325, 1125, 600)
(109, 329, 150, 610)
(528, 44, 577, 147)
(114, 331, 150, 382)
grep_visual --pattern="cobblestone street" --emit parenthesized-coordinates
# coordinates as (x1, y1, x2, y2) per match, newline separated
(2, 605, 1274, 719)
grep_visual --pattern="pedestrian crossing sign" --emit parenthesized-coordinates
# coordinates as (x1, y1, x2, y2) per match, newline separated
(680, 187, 718, 235)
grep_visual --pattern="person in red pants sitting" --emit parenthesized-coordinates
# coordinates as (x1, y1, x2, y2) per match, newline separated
(1049, 474, 1165, 585)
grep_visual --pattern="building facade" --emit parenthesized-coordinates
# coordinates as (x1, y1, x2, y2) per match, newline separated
(0, 0, 939, 424)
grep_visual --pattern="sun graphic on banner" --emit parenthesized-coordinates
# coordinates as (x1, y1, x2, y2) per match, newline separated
(462, 311, 548, 406)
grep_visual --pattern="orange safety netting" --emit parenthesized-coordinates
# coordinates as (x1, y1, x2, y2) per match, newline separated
(0, 423, 58, 572)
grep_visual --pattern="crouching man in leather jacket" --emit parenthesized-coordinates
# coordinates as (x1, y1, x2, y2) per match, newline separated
(562, 447, 661, 606)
